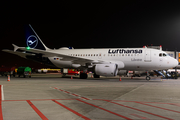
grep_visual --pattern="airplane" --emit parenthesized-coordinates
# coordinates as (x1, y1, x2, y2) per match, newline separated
(2, 24, 178, 80)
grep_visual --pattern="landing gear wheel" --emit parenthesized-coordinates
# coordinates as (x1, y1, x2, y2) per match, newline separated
(80, 73, 88, 79)
(93, 73, 100, 78)
(146, 76, 151, 81)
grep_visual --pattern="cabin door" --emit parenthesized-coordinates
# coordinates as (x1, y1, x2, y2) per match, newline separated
(144, 50, 151, 62)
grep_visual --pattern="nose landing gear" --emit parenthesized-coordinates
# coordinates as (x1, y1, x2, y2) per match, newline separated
(146, 76, 151, 80)
(146, 71, 151, 81)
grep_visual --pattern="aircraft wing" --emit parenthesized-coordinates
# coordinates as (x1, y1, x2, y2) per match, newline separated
(13, 45, 105, 65)
(2, 49, 35, 58)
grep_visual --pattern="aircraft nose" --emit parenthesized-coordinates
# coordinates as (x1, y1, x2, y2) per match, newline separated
(172, 58, 178, 67)
(175, 59, 178, 67)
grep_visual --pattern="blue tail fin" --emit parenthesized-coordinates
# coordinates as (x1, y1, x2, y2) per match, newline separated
(25, 24, 49, 50)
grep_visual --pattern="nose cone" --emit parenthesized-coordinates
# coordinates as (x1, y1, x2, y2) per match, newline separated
(174, 59, 178, 67)
(172, 58, 178, 68)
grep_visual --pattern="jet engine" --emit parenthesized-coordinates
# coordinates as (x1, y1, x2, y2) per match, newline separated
(95, 64, 118, 76)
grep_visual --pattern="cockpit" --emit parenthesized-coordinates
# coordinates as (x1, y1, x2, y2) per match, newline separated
(159, 53, 168, 57)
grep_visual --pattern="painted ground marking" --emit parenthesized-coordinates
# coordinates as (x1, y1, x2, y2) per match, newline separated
(76, 99, 133, 120)
(52, 100, 90, 120)
(104, 100, 173, 120)
(26, 100, 48, 120)
(0, 85, 3, 120)
(52, 87, 91, 100)
(135, 102, 180, 114)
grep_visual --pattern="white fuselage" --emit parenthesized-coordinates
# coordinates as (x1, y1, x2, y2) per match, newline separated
(47, 48, 178, 71)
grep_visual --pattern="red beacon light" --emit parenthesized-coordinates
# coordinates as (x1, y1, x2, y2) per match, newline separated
(143, 46, 147, 48)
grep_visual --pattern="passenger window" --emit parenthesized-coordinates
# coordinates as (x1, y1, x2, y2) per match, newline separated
(159, 53, 162, 57)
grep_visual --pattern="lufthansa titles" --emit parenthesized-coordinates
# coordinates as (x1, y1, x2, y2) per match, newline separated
(108, 49, 143, 54)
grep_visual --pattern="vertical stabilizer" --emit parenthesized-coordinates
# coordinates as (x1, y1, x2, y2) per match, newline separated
(25, 24, 49, 50)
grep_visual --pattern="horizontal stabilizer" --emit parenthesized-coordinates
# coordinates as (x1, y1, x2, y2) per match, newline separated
(2, 49, 35, 58)
(12, 44, 19, 52)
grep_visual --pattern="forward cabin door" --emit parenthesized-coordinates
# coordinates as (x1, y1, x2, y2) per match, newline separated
(144, 50, 151, 62)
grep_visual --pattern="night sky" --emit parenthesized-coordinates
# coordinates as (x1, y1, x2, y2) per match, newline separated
(1, 1, 180, 68)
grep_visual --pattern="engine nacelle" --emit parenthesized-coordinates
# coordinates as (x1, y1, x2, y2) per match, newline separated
(95, 64, 118, 76)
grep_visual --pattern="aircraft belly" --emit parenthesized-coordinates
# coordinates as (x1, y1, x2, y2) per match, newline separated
(123, 61, 157, 70)
(49, 57, 72, 68)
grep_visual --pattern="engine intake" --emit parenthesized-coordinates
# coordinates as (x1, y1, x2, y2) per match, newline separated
(95, 64, 118, 76)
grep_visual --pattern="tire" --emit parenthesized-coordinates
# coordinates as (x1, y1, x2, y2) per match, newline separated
(146, 76, 151, 81)
(93, 73, 100, 78)
(80, 73, 88, 79)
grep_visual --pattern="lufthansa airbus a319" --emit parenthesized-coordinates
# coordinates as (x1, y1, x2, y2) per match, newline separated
(3, 24, 178, 80)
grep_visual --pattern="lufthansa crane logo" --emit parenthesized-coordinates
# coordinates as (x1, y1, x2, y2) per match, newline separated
(26, 35, 38, 48)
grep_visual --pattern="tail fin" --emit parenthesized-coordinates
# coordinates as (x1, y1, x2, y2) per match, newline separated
(25, 24, 49, 50)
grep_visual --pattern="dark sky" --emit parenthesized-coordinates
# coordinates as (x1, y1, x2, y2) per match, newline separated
(1, 1, 180, 68)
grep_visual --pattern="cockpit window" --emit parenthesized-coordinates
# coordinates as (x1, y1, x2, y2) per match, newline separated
(159, 53, 162, 57)
(159, 53, 168, 57)
(163, 53, 167, 56)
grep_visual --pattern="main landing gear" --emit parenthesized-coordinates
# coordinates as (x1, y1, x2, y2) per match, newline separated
(93, 73, 100, 78)
(80, 73, 88, 79)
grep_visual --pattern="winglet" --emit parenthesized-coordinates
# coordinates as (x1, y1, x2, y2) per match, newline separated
(12, 44, 19, 52)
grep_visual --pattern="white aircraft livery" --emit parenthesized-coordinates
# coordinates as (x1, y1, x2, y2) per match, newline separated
(3, 24, 178, 80)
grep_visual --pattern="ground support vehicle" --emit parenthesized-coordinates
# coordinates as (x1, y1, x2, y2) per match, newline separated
(0, 67, 16, 77)
(16, 67, 31, 78)
(61, 68, 80, 76)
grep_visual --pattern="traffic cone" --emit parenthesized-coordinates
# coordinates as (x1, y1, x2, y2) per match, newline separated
(119, 77, 121, 81)
(131, 76, 133, 79)
(71, 76, 73, 79)
(7, 75, 10, 81)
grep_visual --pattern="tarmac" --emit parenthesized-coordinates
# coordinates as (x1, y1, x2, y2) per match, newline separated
(0, 73, 180, 120)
